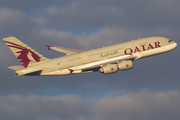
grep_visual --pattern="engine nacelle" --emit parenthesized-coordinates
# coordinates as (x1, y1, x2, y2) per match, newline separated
(100, 64, 118, 74)
(117, 60, 133, 70)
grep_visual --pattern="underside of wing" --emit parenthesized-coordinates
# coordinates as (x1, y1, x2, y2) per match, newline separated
(73, 54, 137, 72)
(46, 45, 87, 55)
(79, 55, 137, 74)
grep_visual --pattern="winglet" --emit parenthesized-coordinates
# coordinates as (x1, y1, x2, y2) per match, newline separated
(46, 45, 51, 50)
(68, 69, 74, 74)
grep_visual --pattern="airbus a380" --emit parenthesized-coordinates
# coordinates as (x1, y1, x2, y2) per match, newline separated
(3, 36, 177, 76)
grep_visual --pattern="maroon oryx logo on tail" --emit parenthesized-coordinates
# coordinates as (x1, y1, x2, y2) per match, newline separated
(5, 41, 41, 68)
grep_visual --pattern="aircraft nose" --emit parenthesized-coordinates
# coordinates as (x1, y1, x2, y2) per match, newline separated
(173, 42, 177, 48)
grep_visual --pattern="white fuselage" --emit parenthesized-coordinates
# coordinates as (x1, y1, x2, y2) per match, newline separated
(16, 37, 177, 76)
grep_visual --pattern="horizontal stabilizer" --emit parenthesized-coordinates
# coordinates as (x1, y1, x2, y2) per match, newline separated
(47, 45, 87, 55)
(25, 70, 43, 76)
(8, 66, 24, 71)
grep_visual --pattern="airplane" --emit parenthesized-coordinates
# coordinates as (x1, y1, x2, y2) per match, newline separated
(3, 36, 177, 76)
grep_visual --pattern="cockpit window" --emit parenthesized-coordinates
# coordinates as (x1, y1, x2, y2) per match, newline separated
(168, 40, 172, 43)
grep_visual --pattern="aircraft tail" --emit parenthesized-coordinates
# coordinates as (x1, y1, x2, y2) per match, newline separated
(3, 37, 48, 68)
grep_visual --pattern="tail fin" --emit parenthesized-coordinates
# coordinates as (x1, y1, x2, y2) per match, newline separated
(3, 37, 48, 68)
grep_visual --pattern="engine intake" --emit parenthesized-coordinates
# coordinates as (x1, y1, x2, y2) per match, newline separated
(117, 60, 133, 70)
(100, 64, 118, 74)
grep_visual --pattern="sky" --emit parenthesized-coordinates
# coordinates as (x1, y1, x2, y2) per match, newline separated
(0, 0, 180, 120)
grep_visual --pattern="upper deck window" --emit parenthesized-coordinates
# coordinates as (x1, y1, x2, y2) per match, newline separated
(168, 40, 172, 43)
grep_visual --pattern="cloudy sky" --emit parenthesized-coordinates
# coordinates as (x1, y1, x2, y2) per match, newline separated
(0, 0, 180, 120)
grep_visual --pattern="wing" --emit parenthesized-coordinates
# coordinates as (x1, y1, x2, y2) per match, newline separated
(46, 45, 87, 55)
(69, 54, 137, 72)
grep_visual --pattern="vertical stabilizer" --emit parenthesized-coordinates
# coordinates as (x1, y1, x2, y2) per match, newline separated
(3, 37, 48, 68)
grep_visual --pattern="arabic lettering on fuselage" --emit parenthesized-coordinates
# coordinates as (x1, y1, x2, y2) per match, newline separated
(101, 50, 118, 57)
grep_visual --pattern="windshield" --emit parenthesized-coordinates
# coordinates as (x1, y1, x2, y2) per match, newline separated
(168, 40, 173, 43)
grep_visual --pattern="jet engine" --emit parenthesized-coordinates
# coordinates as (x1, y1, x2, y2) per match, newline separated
(117, 60, 133, 70)
(100, 64, 118, 74)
